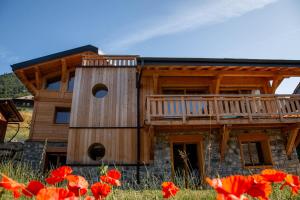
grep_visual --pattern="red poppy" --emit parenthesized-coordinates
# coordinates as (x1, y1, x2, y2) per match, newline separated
(261, 169, 286, 183)
(36, 187, 77, 200)
(247, 175, 272, 200)
(280, 175, 300, 195)
(66, 175, 89, 196)
(84, 196, 95, 200)
(100, 169, 121, 186)
(91, 182, 111, 199)
(45, 166, 73, 185)
(161, 182, 179, 198)
(22, 180, 45, 197)
(0, 173, 25, 199)
(206, 175, 253, 200)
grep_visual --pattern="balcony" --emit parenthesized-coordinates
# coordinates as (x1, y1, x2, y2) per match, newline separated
(145, 95, 300, 126)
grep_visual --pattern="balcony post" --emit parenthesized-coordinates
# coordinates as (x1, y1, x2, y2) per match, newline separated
(181, 96, 186, 123)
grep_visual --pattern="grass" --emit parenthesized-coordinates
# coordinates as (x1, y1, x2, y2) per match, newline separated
(4, 108, 32, 142)
(1, 161, 300, 200)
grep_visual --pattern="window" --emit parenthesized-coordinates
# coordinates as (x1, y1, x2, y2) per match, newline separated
(44, 153, 66, 172)
(239, 133, 272, 167)
(54, 107, 70, 124)
(45, 76, 61, 91)
(92, 84, 108, 98)
(67, 72, 75, 92)
(163, 88, 209, 95)
(88, 143, 105, 161)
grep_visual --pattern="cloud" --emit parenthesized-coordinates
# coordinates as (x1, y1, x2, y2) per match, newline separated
(0, 47, 19, 63)
(109, 0, 278, 49)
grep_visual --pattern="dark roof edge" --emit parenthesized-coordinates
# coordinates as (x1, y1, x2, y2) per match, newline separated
(137, 57, 300, 67)
(11, 45, 98, 71)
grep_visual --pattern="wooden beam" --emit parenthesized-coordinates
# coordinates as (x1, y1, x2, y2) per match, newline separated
(61, 59, 68, 82)
(142, 69, 300, 77)
(34, 66, 42, 90)
(153, 74, 159, 94)
(18, 70, 37, 94)
(270, 76, 284, 93)
(220, 125, 230, 162)
(286, 127, 299, 156)
(212, 75, 222, 94)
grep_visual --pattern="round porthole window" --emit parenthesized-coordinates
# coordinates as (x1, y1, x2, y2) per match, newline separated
(88, 143, 105, 161)
(92, 83, 108, 98)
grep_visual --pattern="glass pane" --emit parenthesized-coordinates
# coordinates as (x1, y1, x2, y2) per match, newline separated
(67, 72, 75, 92)
(173, 143, 185, 175)
(55, 108, 70, 124)
(242, 143, 251, 165)
(46, 76, 61, 91)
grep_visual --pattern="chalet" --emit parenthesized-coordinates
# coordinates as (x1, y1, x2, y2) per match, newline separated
(11, 45, 300, 183)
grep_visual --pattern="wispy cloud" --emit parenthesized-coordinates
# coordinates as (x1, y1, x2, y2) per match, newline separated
(0, 47, 19, 64)
(109, 0, 278, 49)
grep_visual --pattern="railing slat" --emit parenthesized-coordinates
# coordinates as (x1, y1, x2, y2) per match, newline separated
(145, 95, 300, 124)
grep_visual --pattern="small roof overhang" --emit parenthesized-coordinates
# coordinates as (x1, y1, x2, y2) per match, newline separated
(0, 100, 23, 122)
(11, 45, 98, 71)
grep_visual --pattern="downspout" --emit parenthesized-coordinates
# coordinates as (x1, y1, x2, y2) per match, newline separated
(136, 58, 144, 184)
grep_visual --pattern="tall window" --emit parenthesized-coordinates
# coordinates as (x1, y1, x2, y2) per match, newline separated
(67, 72, 75, 92)
(54, 107, 70, 124)
(45, 76, 61, 91)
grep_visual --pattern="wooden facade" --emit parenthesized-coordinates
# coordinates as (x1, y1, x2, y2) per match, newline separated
(11, 45, 300, 171)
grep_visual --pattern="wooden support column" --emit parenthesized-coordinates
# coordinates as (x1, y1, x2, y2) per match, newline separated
(211, 75, 222, 94)
(61, 59, 68, 82)
(61, 59, 68, 94)
(220, 125, 230, 161)
(0, 120, 8, 143)
(34, 66, 42, 90)
(286, 127, 299, 156)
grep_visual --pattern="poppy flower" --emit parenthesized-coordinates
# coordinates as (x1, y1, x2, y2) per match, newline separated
(45, 166, 73, 185)
(0, 173, 25, 199)
(36, 187, 77, 200)
(22, 180, 45, 197)
(246, 175, 272, 200)
(91, 182, 111, 199)
(280, 175, 300, 195)
(261, 169, 286, 183)
(84, 196, 95, 200)
(100, 169, 121, 186)
(206, 175, 253, 200)
(161, 182, 179, 198)
(66, 175, 89, 196)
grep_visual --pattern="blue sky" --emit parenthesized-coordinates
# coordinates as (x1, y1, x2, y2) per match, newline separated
(0, 0, 300, 93)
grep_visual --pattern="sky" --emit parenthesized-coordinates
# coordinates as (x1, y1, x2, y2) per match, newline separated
(1, 0, 300, 93)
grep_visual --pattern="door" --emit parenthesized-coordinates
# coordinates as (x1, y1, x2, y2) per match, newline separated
(170, 135, 204, 188)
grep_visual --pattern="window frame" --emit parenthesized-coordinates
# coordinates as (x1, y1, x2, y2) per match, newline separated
(238, 133, 273, 168)
(44, 75, 62, 91)
(67, 71, 75, 93)
(53, 107, 71, 124)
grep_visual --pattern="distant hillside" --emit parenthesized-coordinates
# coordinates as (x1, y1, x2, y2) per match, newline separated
(0, 73, 30, 98)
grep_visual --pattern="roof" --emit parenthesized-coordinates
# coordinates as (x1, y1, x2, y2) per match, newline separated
(11, 45, 98, 71)
(0, 100, 23, 122)
(138, 57, 300, 67)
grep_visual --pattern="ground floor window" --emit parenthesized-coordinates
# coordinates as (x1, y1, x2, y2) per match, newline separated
(238, 133, 273, 168)
(45, 152, 66, 171)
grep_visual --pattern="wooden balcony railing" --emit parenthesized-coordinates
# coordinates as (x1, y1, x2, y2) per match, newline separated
(82, 55, 137, 67)
(145, 95, 300, 125)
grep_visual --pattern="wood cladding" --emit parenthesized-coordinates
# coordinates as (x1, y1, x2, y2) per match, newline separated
(30, 100, 71, 141)
(70, 67, 137, 127)
(67, 129, 137, 164)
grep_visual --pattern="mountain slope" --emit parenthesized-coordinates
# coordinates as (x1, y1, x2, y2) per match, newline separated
(0, 73, 30, 98)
